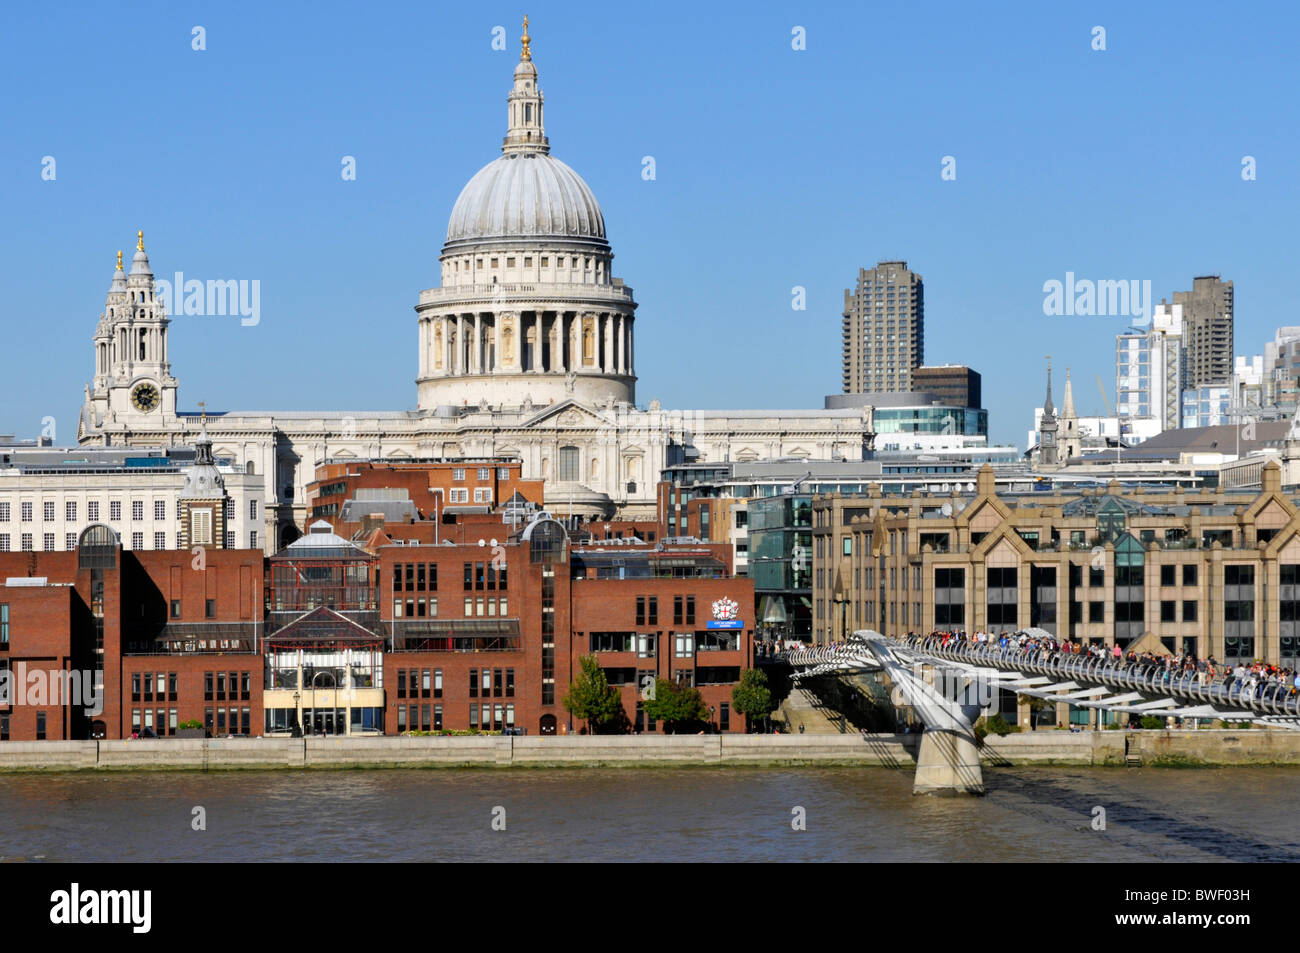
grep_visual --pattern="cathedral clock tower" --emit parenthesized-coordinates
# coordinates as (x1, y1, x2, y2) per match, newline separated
(84, 231, 179, 435)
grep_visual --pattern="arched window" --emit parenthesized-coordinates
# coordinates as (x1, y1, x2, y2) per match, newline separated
(78, 524, 119, 570)
(526, 518, 567, 564)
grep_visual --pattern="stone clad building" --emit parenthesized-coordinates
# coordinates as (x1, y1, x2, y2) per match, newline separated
(75, 25, 871, 549)
(812, 461, 1300, 668)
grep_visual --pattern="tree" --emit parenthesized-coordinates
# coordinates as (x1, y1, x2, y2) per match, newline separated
(1022, 695, 1050, 731)
(562, 655, 624, 734)
(644, 678, 710, 733)
(731, 668, 774, 732)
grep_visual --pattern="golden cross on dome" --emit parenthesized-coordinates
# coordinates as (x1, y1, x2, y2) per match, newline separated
(137, 230, 145, 251)
(116, 250, 123, 271)
(521, 15, 531, 61)
(198, 400, 207, 424)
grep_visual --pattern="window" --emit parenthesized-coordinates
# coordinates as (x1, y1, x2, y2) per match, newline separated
(109, 501, 121, 522)
(1, 604, 9, 646)
(43, 533, 55, 551)
(0, 503, 8, 522)
(154, 500, 166, 520)
(225, 531, 236, 549)
(131, 532, 143, 549)
(249, 499, 258, 520)
(249, 531, 258, 549)
(1183, 600, 1197, 622)
(674, 633, 693, 657)
(934, 567, 965, 626)
(558, 446, 580, 483)
(1183, 564, 1197, 586)
(1089, 601, 1104, 623)
(0, 535, 7, 552)
(21, 502, 32, 522)
(132, 501, 144, 521)
(205, 599, 216, 619)
(66, 501, 77, 521)
(477, 467, 490, 480)
(453, 468, 465, 481)
(190, 509, 213, 545)
(88, 501, 99, 521)
(43, 501, 55, 522)
(1161, 600, 1176, 622)
(1160, 565, 1175, 587)
(21, 533, 32, 551)
(153, 532, 166, 550)
(66, 533, 77, 550)
(985, 566, 1018, 629)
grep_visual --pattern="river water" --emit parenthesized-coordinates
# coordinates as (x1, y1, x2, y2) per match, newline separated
(1, 766, 1296, 862)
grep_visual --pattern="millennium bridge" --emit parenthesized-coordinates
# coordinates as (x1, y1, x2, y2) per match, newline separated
(786, 630, 1300, 796)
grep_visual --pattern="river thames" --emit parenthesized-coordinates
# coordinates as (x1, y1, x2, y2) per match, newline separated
(1, 766, 1296, 862)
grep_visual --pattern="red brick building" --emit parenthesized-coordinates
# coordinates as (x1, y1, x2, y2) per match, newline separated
(376, 521, 753, 734)
(0, 524, 264, 740)
(304, 458, 543, 536)
(1, 511, 756, 741)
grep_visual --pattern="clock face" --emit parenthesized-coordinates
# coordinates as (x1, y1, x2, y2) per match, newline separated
(131, 382, 160, 413)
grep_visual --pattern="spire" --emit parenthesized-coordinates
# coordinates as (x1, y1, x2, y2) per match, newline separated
(137, 230, 145, 251)
(503, 16, 548, 155)
(1062, 367, 1076, 420)
(1042, 357, 1055, 418)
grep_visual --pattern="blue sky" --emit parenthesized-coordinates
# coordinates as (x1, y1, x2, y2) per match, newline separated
(3, 0, 1297, 449)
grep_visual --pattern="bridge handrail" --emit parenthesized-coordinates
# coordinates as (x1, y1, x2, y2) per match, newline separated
(895, 632, 1300, 719)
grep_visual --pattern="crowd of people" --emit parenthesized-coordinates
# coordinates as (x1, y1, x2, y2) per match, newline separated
(765, 630, 1300, 703)
(909, 629, 1300, 700)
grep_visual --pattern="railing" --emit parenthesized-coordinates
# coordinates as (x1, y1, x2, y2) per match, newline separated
(904, 635, 1300, 719)
(419, 282, 635, 302)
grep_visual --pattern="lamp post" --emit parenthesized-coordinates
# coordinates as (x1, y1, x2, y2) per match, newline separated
(292, 690, 301, 735)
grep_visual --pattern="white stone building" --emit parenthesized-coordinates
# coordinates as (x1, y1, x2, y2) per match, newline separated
(76, 27, 871, 550)
(0, 440, 262, 554)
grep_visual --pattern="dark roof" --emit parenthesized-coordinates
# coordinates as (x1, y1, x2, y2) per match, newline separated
(1107, 421, 1291, 460)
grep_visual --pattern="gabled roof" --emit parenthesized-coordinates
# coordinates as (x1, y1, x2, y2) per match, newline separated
(267, 606, 383, 645)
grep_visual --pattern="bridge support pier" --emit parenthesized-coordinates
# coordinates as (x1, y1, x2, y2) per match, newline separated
(913, 727, 984, 796)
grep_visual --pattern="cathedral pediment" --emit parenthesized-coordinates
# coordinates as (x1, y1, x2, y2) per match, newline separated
(519, 398, 612, 431)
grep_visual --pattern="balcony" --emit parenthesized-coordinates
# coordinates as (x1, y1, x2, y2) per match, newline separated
(418, 282, 635, 307)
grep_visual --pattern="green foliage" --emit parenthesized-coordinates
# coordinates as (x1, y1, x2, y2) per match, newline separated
(730, 668, 774, 722)
(984, 713, 1017, 737)
(644, 678, 710, 732)
(178, 719, 203, 730)
(1139, 715, 1167, 730)
(405, 729, 497, 736)
(562, 655, 624, 733)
